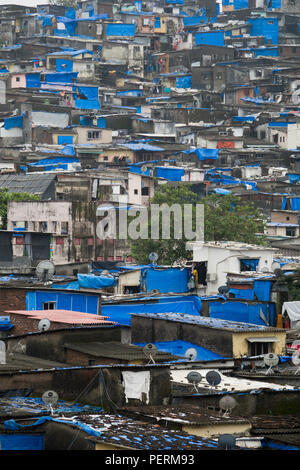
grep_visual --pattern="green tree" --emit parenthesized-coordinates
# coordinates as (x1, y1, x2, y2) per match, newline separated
(202, 193, 266, 245)
(129, 187, 266, 265)
(129, 184, 200, 265)
(0, 189, 40, 230)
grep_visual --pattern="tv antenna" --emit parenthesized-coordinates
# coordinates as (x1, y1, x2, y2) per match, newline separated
(292, 352, 300, 375)
(219, 396, 237, 418)
(36, 260, 55, 284)
(38, 318, 51, 332)
(143, 343, 158, 364)
(206, 371, 222, 392)
(263, 353, 279, 375)
(185, 348, 197, 362)
(218, 434, 236, 450)
(149, 252, 158, 265)
(42, 390, 59, 415)
(186, 371, 202, 392)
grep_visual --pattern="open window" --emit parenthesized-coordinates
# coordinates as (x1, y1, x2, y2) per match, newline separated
(240, 258, 259, 272)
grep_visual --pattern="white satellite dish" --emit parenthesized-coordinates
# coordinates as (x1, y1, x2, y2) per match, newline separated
(42, 390, 59, 415)
(38, 318, 51, 332)
(263, 353, 279, 375)
(149, 252, 158, 264)
(292, 352, 300, 375)
(143, 343, 158, 364)
(186, 371, 202, 392)
(185, 348, 197, 362)
(36, 260, 55, 283)
(219, 396, 237, 418)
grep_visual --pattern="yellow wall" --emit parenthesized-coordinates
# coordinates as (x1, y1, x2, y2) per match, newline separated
(154, 17, 167, 34)
(182, 422, 251, 439)
(232, 331, 286, 358)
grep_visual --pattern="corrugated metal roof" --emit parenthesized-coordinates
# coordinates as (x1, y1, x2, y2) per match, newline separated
(6, 310, 116, 325)
(0, 173, 56, 196)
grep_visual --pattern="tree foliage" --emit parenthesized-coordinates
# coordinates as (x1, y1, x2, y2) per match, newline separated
(129, 186, 266, 265)
(0, 189, 40, 230)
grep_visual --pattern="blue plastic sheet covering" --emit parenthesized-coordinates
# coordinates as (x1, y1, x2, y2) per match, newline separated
(97, 117, 106, 128)
(253, 280, 272, 301)
(106, 23, 135, 37)
(155, 166, 184, 181)
(288, 174, 300, 183)
(261, 438, 299, 451)
(80, 115, 94, 126)
(281, 196, 287, 210)
(57, 135, 73, 145)
(268, 0, 281, 7)
(166, 0, 185, 3)
(141, 267, 189, 294)
(234, 0, 248, 8)
(3, 113, 24, 130)
(240, 259, 259, 271)
(61, 144, 76, 156)
(195, 31, 224, 46)
(45, 72, 78, 83)
(101, 295, 202, 326)
(117, 89, 142, 97)
(248, 17, 278, 45)
(121, 143, 164, 152)
(51, 281, 80, 290)
(291, 198, 300, 210)
(0, 433, 44, 450)
(65, 7, 76, 19)
(77, 273, 117, 289)
(229, 288, 254, 300)
(134, 340, 224, 361)
(213, 188, 231, 195)
(182, 148, 219, 161)
(4, 416, 103, 438)
(28, 157, 78, 168)
(56, 58, 73, 72)
(183, 15, 207, 27)
(175, 75, 191, 88)
(209, 301, 276, 326)
(26, 73, 41, 88)
(26, 290, 99, 315)
(74, 85, 100, 110)
(0, 316, 13, 330)
(56, 16, 78, 36)
(233, 115, 255, 122)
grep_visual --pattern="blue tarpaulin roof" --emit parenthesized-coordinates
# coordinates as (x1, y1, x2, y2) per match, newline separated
(77, 273, 117, 288)
(181, 148, 219, 160)
(134, 340, 224, 361)
(3, 113, 24, 130)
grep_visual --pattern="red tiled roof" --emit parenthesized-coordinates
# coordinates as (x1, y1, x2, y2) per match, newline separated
(5, 310, 116, 325)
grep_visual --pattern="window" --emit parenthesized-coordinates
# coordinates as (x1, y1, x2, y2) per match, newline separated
(61, 222, 68, 234)
(134, 189, 138, 195)
(141, 186, 149, 196)
(55, 237, 64, 245)
(240, 258, 259, 272)
(43, 301, 56, 310)
(39, 221, 48, 232)
(286, 228, 296, 237)
(16, 76, 20, 82)
(292, 47, 297, 53)
(103, 156, 108, 161)
(87, 131, 101, 140)
(249, 341, 272, 356)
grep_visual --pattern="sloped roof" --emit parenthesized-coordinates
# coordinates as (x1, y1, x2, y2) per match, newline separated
(0, 173, 56, 196)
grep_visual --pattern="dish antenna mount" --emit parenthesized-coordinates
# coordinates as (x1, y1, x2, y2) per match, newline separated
(143, 343, 158, 364)
(206, 371, 221, 393)
(185, 348, 197, 362)
(263, 353, 279, 375)
(186, 371, 202, 392)
(42, 390, 59, 415)
(38, 318, 51, 332)
(36, 260, 55, 284)
(149, 252, 158, 265)
(219, 396, 237, 418)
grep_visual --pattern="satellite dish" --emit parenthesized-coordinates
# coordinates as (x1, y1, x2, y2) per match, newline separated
(218, 285, 229, 295)
(42, 390, 59, 415)
(143, 343, 158, 364)
(149, 252, 158, 264)
(187, 371, 202, 392)
(271, 262, 281, 271)
(292, 352, 300, 375)
(38, 318, 51, 332)
(36, 260, 55, 283)
(263, 353, 279, 375)
(206, 371, 222, 389)
(218, 434, 236, 450)
(219, 396, 237, 417)
(185, 348, 197, 361)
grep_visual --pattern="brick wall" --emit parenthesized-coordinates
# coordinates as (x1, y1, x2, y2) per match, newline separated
(0, 287, 27, 313)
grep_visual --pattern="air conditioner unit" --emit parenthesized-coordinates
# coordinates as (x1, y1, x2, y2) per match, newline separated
(207, 273, 217, 282)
